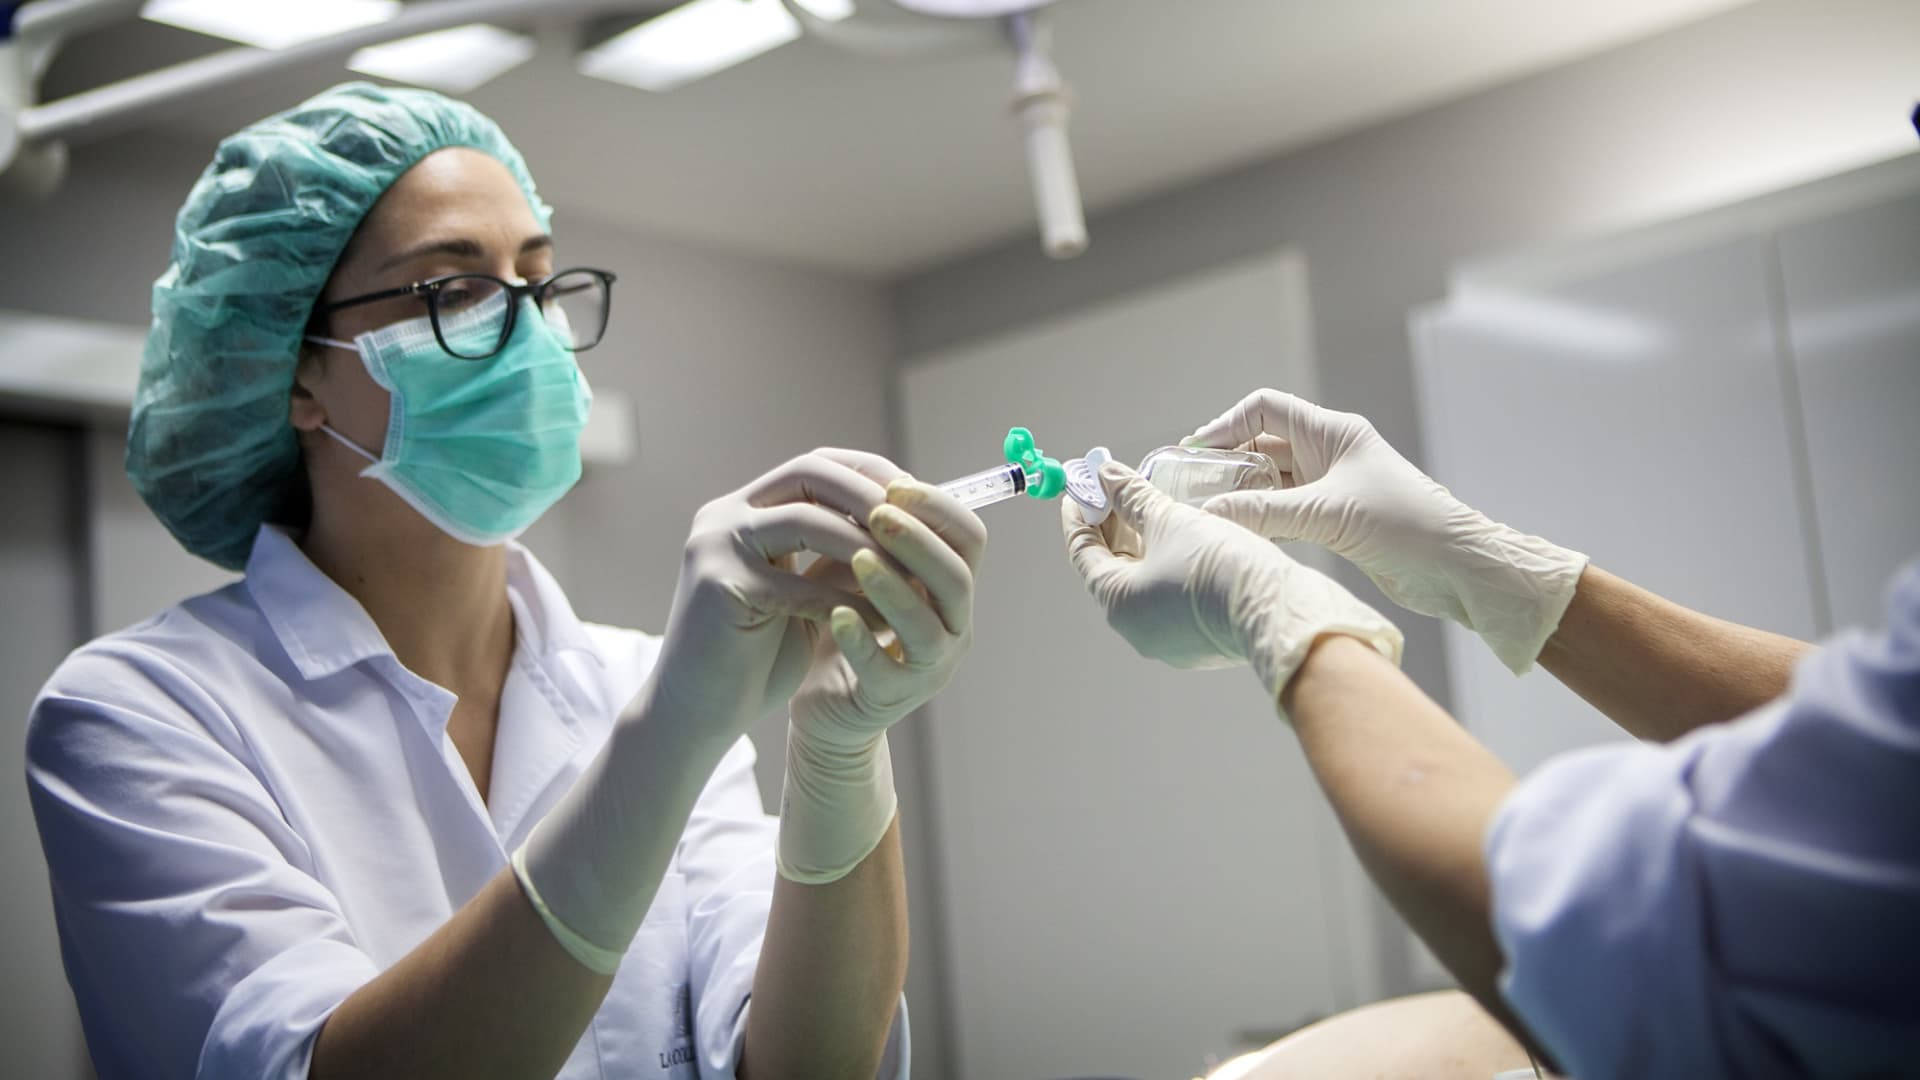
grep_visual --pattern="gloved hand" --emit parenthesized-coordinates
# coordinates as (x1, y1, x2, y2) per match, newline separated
(1184, 389, 1588, 674)
(514, 449, 906, 973)
(1063, 460, 1403, 704)
(646, 448, 911, 733)
(781, 469, 985, 883)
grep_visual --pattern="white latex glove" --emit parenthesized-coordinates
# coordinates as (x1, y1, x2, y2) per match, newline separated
(514, 449, 898, 973)
(1063, 460, 1403, 703)
(1185, 389, 1589, 674)
(780, 469, 985, 884)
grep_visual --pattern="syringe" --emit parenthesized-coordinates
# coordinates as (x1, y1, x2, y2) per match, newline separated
(937, 427, 1063, 510)
(940, 461, 1030, 510)
(936, 426, 1268, 525)
(936, 427, 1087, 514)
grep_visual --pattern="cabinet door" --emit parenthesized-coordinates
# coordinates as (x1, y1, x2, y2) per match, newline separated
(1413, 235, 1823, 774)
(1779, 191, 1920, 633)
(900, 254, 1365, 1080)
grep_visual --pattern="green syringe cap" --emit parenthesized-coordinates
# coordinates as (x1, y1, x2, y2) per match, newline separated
(1004, 426, 1067, 500)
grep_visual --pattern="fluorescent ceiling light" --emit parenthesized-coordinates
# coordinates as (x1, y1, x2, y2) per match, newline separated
(891, 0, 1052, 16)
(142, 0, 401, 49)
(348, 24, 537, 93)
(578, 0, 853, 93)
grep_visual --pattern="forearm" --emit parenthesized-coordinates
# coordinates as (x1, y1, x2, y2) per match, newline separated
(1538, 566, 1811, 742)
(315, 685, 733, 1079)
(312, 869, 611, 1079)
(743, 815, 908, 1080)
(1280, 636, 1539, 1056)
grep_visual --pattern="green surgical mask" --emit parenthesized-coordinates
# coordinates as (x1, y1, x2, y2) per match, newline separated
(307, 290, 593, 546)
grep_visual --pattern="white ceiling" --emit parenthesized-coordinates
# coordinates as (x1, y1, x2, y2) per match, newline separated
(51, 0, 1754, 276)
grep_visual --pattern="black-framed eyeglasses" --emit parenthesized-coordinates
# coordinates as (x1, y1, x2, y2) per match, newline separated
(317, 267, 618, 360)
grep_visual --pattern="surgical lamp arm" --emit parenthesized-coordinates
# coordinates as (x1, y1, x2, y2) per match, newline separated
(1006, 9, 1084, 258)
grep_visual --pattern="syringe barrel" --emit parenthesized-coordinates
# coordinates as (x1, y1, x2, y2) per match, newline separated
(940, 462, 1028, 510)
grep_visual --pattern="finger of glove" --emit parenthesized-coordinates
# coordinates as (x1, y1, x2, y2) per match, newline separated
(1202, 487, 1336, 546)
(829, 605, 904, 692)
(1061, 496, 1134, 604)
(866, 502, 972, 637)
(803, 558, 892, 631)
(1102, 509, 1145, 559)
(747, 453, 890, 524)
(753, 571, 879, 624)
(746, 502, 893, 569)
(1099, 461, 1181, 548)
(886, 478, 988, 570)
(1245, 433, 1296, 476)
(813, 447, 911, 489)
(850, 547, 947, 659)
(1184, 387, 1315, 449)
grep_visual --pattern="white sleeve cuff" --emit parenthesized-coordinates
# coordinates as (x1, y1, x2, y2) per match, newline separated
(195, 937, 378, 1080)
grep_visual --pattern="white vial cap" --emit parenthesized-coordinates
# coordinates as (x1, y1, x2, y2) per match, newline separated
(1064, 446, 1112, 525)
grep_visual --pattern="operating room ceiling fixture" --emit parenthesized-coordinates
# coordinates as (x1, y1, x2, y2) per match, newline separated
(576, 0, 1086, 258)
(780, 0, 1087, 258)
(3, 0, 1086, 257)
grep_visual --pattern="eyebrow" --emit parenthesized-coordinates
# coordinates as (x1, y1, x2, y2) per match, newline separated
(378, 233, 554, 272)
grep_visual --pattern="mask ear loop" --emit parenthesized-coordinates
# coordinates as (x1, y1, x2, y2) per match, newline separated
(300, 336, 383, 467)
(318, 423, 380, 466)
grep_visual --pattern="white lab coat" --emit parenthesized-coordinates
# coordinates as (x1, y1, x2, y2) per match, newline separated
(25, 525, 907, 1079)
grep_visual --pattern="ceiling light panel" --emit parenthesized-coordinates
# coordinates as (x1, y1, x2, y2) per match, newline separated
(142, 0, 402, 50)
(348, 24, 537, 93)
(578, 0, 851, 93)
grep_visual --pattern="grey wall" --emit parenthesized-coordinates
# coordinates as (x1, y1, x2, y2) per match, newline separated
(0, 128, 955, 1077)
(893, 0, 1920, 714)
(0, 421, 93, 1080)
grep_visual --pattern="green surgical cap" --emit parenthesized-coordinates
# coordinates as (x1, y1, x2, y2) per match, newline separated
(129, 81, 552, 570)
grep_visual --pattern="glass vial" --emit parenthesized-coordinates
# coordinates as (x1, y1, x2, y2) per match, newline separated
(1137, 446, 1283, 505)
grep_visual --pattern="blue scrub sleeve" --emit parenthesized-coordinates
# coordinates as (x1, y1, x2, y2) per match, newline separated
(1485, 562, 1920, 1079)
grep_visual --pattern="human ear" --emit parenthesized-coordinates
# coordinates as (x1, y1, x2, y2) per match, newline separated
(289, 348, 330, 433)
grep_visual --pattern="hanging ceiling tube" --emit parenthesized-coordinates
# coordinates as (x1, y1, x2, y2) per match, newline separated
(777, 0, 1088, 259)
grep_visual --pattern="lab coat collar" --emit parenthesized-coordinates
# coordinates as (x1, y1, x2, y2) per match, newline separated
(244, 524, 601, 682)
(502, 541, 604, 669)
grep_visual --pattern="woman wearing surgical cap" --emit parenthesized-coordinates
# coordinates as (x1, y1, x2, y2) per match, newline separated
(25, 83, 982, 1080)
